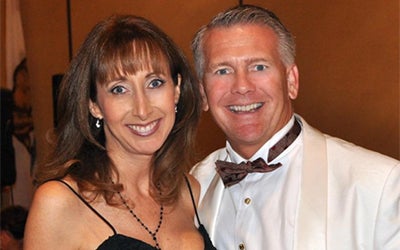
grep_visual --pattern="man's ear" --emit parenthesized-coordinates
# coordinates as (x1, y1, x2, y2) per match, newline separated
(287, 65, 299, 100)
(200, 82, 209, 111)
(88, 100, 103, 119)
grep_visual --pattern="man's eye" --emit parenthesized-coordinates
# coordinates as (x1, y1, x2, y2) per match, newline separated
(253, 65, 267, 71)
(110, 85, 126, 94)
(148, 79, 165, 88)
(216, 68, 229, 75)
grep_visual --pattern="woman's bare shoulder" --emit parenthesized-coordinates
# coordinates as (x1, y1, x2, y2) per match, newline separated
(25, 179, 84, 249)
(184, 174, 200, 206)
(32, 179, 80, 209)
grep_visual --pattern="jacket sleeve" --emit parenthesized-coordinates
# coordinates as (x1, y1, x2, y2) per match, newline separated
(374, 163, 400, 250)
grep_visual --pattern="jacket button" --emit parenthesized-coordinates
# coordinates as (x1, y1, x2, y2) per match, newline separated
(244, 197, 251, 205)
(239, 243, 245, 250)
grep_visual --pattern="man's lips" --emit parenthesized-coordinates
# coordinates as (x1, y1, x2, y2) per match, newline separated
(228, 102, 263, 113)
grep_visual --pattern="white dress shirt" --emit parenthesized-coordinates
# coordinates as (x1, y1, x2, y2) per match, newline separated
(214, 117, 304, 250)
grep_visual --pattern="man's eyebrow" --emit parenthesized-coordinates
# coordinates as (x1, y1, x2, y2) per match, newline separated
(206, 60, 233, 70)
(244, 57, 270, 64)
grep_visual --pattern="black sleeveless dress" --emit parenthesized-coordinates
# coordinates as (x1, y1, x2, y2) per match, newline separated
(56, 179, 217, 250)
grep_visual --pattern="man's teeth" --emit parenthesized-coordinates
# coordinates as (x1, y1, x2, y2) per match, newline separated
(129, 120, 157, 133)
(229, 103, 262, 112)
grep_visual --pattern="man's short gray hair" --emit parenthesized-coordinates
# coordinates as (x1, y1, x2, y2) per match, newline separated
(191, 4, 296, 79)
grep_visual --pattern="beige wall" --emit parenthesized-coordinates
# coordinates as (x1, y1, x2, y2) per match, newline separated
(249, 0, 400, 159)
(20, 0, 399, 164)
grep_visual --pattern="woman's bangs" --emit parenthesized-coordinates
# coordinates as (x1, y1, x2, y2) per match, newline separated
(96, 40, 168, 84)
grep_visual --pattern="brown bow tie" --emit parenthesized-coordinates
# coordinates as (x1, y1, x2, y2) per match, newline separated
(216, 119, 301, 187)
(216, 158, 281, 187)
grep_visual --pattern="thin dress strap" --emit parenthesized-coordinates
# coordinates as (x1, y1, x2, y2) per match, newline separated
(54, 179, 117, 235)
(184, 175, 202, 225)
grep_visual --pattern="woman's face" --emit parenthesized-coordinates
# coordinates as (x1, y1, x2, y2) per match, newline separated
(90, 60, 180, 158)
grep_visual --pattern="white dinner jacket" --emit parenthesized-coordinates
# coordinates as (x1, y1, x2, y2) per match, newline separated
(191, 116, 400, 250)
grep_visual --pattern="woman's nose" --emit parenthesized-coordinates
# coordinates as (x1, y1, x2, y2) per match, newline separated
(133, 92, 152, 120)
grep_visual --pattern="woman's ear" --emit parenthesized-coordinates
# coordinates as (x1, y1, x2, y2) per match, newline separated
(88, 100, 103, 119)
(174, 75, 181, 104)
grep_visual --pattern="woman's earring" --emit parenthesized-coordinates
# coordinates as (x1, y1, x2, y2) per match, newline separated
(95, 119, 102, 128)
(175, 105, 178, 113)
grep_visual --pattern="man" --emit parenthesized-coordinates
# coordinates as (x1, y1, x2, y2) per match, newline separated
(190, 4, 400, 250)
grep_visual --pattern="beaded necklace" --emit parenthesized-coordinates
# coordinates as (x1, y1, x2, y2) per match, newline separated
(117, 187, 164, 250)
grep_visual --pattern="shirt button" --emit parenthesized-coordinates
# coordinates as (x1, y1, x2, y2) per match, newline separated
(239, 243, 245, 250)
(244, 197, 251, 205)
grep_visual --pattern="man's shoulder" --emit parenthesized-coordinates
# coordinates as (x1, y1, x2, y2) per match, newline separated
(196, 149, 225, 166)
(300, 115, 399, 168)
(192, 148, 225, 173)
(325, 135, 400, 168)
(190, 148, 225, 185)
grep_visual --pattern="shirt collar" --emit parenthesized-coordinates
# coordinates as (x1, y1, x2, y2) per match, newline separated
(226, 115, 296, 164)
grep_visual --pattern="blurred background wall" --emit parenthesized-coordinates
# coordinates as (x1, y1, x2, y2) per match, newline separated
(8, 0, 400, 169)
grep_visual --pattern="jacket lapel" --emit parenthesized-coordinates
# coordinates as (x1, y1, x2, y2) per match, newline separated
(295, 117, 328, 249)
(197, 150, 227, 241)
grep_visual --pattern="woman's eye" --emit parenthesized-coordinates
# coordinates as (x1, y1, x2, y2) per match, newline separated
(148, 79, 165, 88)
(110, 85, 126, 94)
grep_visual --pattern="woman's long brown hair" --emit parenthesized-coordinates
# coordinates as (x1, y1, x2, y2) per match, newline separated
(34, 15, 202, 206)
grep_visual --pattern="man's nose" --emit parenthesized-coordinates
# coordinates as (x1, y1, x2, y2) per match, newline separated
(231, 71, 255, 95)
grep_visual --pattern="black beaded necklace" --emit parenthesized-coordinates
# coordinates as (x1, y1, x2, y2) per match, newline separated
(117, 187, 164, 250)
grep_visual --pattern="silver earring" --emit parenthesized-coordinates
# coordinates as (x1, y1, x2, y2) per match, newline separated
(95, 119, 101, 128)
(175, 105, 178, 113)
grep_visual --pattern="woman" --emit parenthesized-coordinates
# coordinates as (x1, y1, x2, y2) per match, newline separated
(24, 15, 216, 250)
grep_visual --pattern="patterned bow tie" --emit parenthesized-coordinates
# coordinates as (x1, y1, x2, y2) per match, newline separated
(215, 119, 301, 187)
(216, 158, 281, 187)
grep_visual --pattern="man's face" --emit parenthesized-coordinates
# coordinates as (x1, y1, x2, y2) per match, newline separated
(201, 24, 299, 158)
